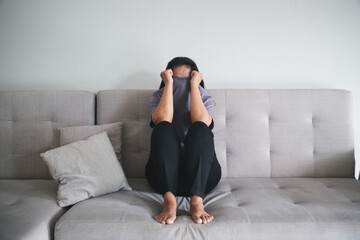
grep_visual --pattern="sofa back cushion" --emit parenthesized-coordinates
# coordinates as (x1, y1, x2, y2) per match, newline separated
(97, 89, 355, 178)
(0, 91, 95, 179)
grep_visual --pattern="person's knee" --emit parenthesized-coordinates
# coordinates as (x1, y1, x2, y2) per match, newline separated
(186, 121, 213, 140)
(151, 120, 180, 150)
(191, 121, 208, 128)
(155, 120, 172, 128)
(152, 120, 176, 136)
(191, 121, 212, 132)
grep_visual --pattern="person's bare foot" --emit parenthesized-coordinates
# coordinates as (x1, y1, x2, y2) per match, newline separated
(190, 194, 214, 224)
(154, 191, 177, 224)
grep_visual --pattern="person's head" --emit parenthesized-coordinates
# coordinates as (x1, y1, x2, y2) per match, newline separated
(173, 64, 191, 77)
(159, 56, 205, 89)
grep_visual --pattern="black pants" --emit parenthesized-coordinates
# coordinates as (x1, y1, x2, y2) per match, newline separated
(145, 121, 222, 199)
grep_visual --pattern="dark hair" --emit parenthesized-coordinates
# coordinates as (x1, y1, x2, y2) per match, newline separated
(159, 56, 205, 89)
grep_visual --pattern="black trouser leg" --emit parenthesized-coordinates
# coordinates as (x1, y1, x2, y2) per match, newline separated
(145, 121, 180, 196)
(183, 121, 222, 199)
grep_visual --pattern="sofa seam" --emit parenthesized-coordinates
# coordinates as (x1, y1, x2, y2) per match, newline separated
(225, 90, 228, 179)
(311, 90, 315, 178)
(268, 89, 271, 178)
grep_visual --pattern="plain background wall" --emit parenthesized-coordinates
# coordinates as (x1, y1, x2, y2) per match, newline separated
(0, 0, 359, 178)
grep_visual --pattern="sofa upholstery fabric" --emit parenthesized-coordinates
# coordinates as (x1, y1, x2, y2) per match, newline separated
(96, 89, 355, 179)
(0, 180, 69, 240)
(0, 90, 95, 240)
(1, 89, 359, 240)
(54, 177, 360, 240)
(0, 90, 95, 179)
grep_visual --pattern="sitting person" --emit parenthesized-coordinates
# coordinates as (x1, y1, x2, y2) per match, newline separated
(146, 56, 222, 224)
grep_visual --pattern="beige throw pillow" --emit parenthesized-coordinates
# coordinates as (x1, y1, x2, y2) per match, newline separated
(40, 131, 132, 207)
(57, 122, 123, 165)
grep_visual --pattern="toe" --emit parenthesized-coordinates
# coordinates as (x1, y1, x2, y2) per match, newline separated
(166, 215, 176, 224)
(194, 216, 202, 224)
(166, 217, 174, 224)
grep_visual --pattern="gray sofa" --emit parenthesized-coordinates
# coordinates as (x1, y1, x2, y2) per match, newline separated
(1, 89, 359, 240)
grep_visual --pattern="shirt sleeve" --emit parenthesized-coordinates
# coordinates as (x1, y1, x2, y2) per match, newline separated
(199, 86, 216, 130)
(148, 89, 164, 128)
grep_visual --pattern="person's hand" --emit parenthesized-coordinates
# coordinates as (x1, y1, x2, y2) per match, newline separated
(190, 70, 203, 87)
(160, 69, 173, 86)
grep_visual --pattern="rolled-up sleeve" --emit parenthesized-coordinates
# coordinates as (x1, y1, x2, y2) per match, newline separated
(148, 89, 163, 128)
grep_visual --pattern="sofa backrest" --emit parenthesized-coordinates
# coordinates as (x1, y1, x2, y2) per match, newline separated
(0, 91, 95, 179)
(97, 89, 355, 179)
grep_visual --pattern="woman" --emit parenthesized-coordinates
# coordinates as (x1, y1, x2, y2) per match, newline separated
(145, 57, 222, 225)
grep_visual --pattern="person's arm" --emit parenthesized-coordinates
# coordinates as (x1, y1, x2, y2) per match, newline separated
(190, 71, 212, 126)
(151, 70, 174, 125)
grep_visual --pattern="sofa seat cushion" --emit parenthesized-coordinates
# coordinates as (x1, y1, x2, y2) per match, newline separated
(54, 177, 360, 240)
(0, 180, 69, 240)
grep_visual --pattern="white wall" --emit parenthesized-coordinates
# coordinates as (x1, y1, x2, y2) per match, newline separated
(0, 0, 359, 178)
